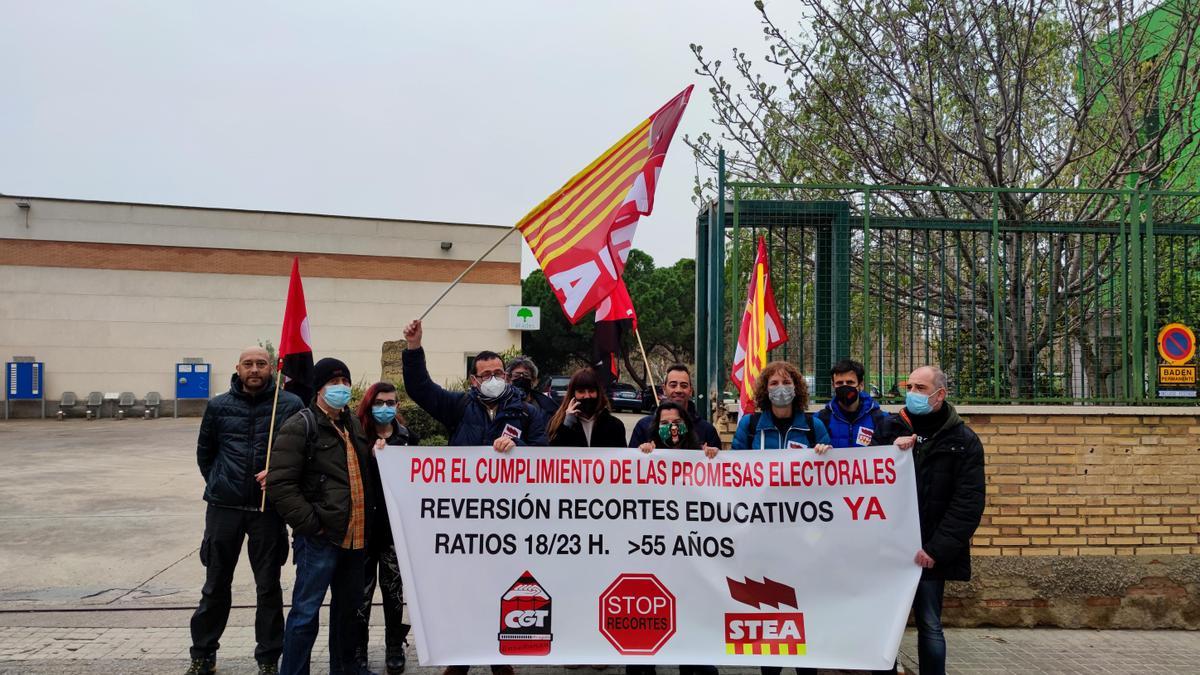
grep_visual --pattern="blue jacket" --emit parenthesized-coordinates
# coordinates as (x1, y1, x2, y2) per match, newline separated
(730, 409, 831, 450)
(402, 347, 548, 446)
(816, 391, 886, 449)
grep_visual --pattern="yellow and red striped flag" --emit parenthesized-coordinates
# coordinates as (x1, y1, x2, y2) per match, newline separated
(518, 86, 692, 323)
(731, 237, 789, 414)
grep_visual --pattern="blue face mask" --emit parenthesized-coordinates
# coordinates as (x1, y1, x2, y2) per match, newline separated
(372, 405, 397, 424)
(322, 384, 352, 409)
(906, 390, 939, 415)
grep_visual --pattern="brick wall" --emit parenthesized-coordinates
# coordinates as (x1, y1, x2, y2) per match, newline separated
(948, 409, 1200, 628)
(965, 412, 1200, 557)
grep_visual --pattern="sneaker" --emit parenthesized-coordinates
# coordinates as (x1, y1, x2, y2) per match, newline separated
(444, 668, 470, 675)
(257, 663, 279, 675)
(490, 666, 515, 675)
(185, 658, 216, 675)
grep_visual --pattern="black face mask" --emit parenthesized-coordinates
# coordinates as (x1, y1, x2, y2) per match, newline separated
(511, 377, 533, 394)
(577, 398, 599, 416)
(835, 385, 859, 407)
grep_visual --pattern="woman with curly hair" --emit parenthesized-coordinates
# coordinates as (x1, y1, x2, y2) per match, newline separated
(547, 368, 627, 448)
(731, 360, 832, 453)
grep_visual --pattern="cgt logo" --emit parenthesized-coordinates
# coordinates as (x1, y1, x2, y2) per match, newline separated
(499, 571, 552, 656)
(724, 577, 806, 656)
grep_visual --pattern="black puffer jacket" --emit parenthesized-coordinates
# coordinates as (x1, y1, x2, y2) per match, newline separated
(266, 404, 375, 545)
(197, 374, 304, 510)
(875, 403, 986, 581)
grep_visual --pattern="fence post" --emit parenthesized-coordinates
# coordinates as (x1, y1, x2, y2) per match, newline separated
(862, 190, 873, 387)
(991, 192, 1002, 401)
(695, 200, 710, 419)
(709, 150, 727, 415)
(1143, 189, 1157, 401)
(1131, 190, 1146, 402)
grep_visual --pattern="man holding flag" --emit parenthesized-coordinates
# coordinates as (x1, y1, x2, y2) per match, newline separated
(187, 346, 304, 675)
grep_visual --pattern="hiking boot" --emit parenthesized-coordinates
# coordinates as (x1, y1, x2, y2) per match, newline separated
(257, 663, 279, 675)
(185, 658, 216, 675)
(385, 651, 406, 674)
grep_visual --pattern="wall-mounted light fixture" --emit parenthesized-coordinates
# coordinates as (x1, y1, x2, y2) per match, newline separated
(16, 200, 30, 227)
(440, 241, 453, 251)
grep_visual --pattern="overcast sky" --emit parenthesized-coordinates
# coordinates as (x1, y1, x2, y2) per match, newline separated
(0, 1, 801, 274)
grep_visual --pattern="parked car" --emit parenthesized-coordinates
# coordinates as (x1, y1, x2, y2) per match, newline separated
(545, 375, 570, 406)
(609, 383, 644, 413)
(641, 385, 665, 412)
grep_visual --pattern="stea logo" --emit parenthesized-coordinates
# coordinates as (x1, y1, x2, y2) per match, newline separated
(498, 571, 552, 656)
(724, 577, 806, 656)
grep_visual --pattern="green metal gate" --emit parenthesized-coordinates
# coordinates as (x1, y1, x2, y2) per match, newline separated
(694, 170, 1200, 417)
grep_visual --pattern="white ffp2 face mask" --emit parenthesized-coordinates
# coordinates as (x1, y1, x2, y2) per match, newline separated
(478, 376, 507, 399)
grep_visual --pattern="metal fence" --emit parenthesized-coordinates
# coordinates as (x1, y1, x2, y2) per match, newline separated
(694, 177, 1200, 413)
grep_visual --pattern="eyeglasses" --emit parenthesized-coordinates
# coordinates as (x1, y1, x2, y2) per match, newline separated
(475, 370, 506, 380)
(373, 400, 398, 408)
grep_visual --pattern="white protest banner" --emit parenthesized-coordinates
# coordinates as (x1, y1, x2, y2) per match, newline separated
(377, 446, 921, 671)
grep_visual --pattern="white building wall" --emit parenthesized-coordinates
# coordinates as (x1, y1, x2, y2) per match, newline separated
(0, 196, 521, 405)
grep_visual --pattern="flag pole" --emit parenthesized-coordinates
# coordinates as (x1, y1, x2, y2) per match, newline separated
(419, 227, 517, 321)
(634, 327, 660, 406)
(260, 362, 284, 512)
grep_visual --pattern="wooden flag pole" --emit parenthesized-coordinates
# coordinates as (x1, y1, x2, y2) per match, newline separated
(259, 364, 284, 512)
(419, 227, 517, 321)
(634, 327, 660, 406)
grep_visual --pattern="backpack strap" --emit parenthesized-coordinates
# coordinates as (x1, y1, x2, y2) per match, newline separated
(298, 408, 319, 463)
(816, 407, 831, 429)
(804, 412, 817, 447)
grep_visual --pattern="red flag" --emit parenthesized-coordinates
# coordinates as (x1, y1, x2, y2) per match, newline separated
(518, 86, 692, 323)
(594, 279, 638, 329)
(730, 238, 789, 414)
(278, 258, 314, 404)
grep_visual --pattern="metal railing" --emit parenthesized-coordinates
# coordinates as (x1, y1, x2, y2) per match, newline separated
(695, 174, 1200, 411)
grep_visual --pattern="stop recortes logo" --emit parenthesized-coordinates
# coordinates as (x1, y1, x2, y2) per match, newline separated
(598, 573, 677, 655)
(725, 577, 806, 656)
(499, 571, 552, 656)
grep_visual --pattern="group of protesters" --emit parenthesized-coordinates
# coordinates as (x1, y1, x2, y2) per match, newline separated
(185, 318, 985, 675)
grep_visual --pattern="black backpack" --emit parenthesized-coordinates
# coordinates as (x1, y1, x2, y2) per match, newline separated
(749, 411, 817, 448)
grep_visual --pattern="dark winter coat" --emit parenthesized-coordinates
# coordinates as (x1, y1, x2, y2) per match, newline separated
(627, 402, 723, 448)
(816, 391, 886, 449)
(550, 410, 627, 448)
(527, 390, 559, 418)
(402, 347, 548, 446)
(875, 403, 986, 581)
(366, 420, 420, 552)
(197, 374, 304, 510)
(266, 405, 375, 545)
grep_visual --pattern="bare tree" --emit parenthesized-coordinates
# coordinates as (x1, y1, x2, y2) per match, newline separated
(690, 0, 1200, 398)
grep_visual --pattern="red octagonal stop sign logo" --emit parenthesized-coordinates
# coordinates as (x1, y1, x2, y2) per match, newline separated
(598, 573, 677, 655)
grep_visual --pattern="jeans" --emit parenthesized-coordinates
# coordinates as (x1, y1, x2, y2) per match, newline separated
(280, 534, 367, 675)
(913, 577, 946, 675)
(189, 504, 288, 665)
(355, 545, 409, 659)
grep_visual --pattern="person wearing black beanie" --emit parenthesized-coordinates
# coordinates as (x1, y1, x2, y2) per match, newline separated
(267, 356, 378, 675)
